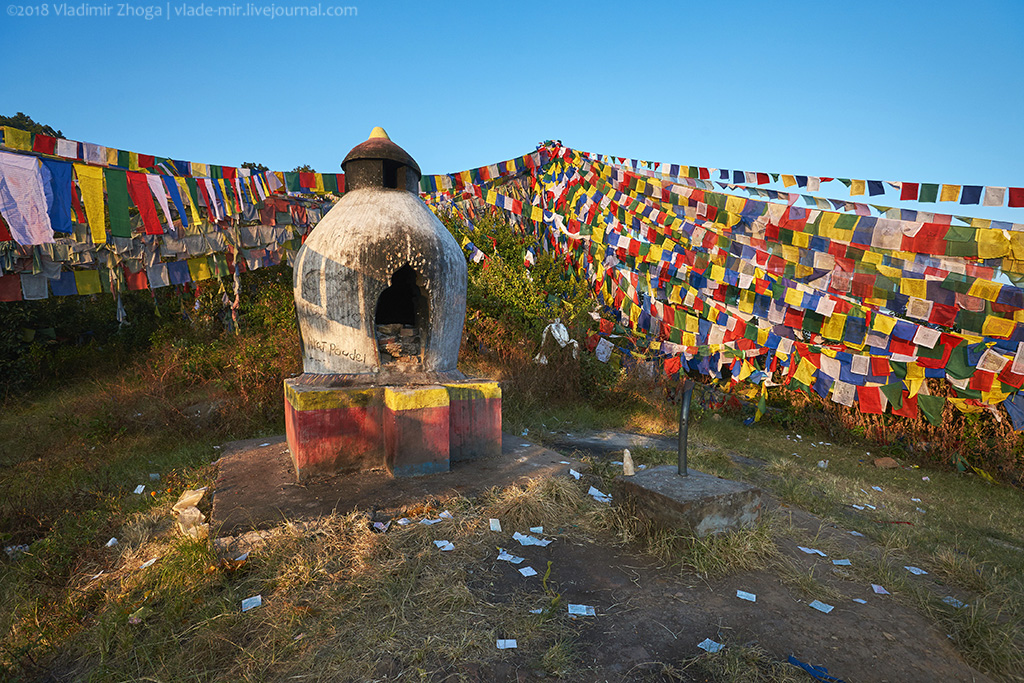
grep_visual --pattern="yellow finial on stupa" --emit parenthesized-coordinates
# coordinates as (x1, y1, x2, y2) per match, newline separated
(369, 126, 390, 140)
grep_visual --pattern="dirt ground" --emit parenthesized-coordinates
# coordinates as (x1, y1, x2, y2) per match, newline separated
(211, 433, 995, 683)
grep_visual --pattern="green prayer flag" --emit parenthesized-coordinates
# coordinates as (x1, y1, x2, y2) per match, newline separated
(103, 168, 132, 238)
(917, 394, 945, 426)
(117, 150, 131, 168)
(919, 183, 939, 203)
(881, 382, 904, 409)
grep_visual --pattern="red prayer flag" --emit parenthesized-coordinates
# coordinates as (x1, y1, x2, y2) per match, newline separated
(892, 392, 918, 419)
(137, 154, 155, 168)
(222, 166, 237, 180)
(32, 134, 56, 155)
(126, 172, 164, 235)
(0, 212, 13, 242)
(298, 172, 316, 189)
(857, 385, 885, 414)
(664, 356, 682, 377)
(0, 274, 22, 301)
(900, 182, 919, 201)
(871, 356, 891, 377)
(1009, 188, 1024, 207)
(122, 264, 149, 290)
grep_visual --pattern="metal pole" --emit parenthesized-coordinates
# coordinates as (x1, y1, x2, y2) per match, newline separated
(678, 378, 695, 476)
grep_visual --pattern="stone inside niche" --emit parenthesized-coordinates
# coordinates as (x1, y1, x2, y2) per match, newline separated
(375, 323, 422, 370)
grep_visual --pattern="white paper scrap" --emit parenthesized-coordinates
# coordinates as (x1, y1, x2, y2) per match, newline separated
(530, 526, 543, 534)
(396, 518, 411, 525)
(420, 518, 441, 525)
(942, 596, 967, 608)
(497, 548, 525, 564)
(833, 559, 852, 566)
(496, 639, 518, 649)
(872, 584, 890, 595)
(697, 637, 724, 653)
(809, 600, 834, 613)
(433, 540, 454, 551)
(559, 460, 570, 465)
(567, 604, 596, 616)
(911, 497, 922, 502)
(852, 598, 867, 604)
(235, 552, 249, 562)
(865, 504, 877, 510)
(439, 510, 453, 520)
(798, 546, 827, 557)
(852, 504, 865, 510)
(372, 521, 391, 532)
(871, 486, 883, 492)
(140, 558, 157, 569)
(259, 443, 270, 447)
(850, 531, 865, 537)
(519, 566, 538, 577)
(817, 460, 829, 469)
(588, 486, 612, 503)
(569, 468, 581, 480)
(528, 608, 543, 614)
(489, 518, 502, 532)
(905, 565, 928, 575)
(241, 595, 262, 612)
(513, 531, 552, 547)
(105, 537, 118, 547)
(133, 485, 146, 494)
(736, 590, 757, 602)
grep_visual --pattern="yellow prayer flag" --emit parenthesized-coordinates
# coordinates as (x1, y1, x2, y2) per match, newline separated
(822, 313, 847, 341)
(725, 196, 745, 215)
(971, 217, 992, 228)
(949, 397, 984, 414)
(872, 314, 897, 335)
(486, 189, 497, 205)
(862, 250, 883, 265)
(791, 230, 811, 249)
(977, 228, 1010, 259)
(709, 264, 726, 283)
(784, 287, 804, 307)
(906, 378, 924, 397)
(530, 205, 544, 221)
(781, 174, 796, 188)
(850, 179, 866, 196)
(899, 278, 928, 298)
(905, 363, 925, 380)
(940, 184, 961, 202)
(968, 278, 1002, 302)
(74, 270, 102, 295)
(756, 327, 769, 346)
(982, 315, 1016, 338)
(176, 178, 202, 228)
(314, 174, 325, 193)
(74, 164, 107, 245)
(735, 361, 753, 382)
(192, 162, 209, 177)
(2, 127, 32, 151)
(682, 332, 696, 347)
(794, 357, 817, 385)
(106, 147, 118, 166)
(187, 257, 213, 282)
(128, 152, 140, 172)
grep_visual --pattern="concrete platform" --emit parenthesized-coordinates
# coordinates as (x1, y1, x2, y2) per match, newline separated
(616, 465, 763, 537)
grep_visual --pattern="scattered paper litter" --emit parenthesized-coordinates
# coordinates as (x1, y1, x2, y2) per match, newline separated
(105, 537, 118, 547)
(798, 546, 827, 557)
(697, 637, 724, 653)
(905, 565, 928, 575)
(497, 549, 524, 564)
(420, 518, 441, 525)
(872, 584, 890, 595)
(809, 600, 834, 613)
(529, 526, 543, 534)
(559, 460, 570, 464)
(569, 468, 581, 480)
(588, 486, 612, 503)
(871, 486, 883, 492)
(235, 552, 249, 562)
(133, 484, 146, 494)
(513, 531, 552, 547)
(372, 521, 391, 532)
(911, 498, 922, 503)
(567, 604, 596, 616)
(259, 443, 270, 447)
(850, 531, 865, 537)
(489, 518, 502, 532)
(832, 559, 852, 566)
(433, 540, 454, 551)
(917, 507, 927, 514)
(852, 598, 867, 604)
(496, 639, 518, 649)
(852, 504, 865, 510)
(241, 595, 262, 612)
(736, 590, 757, 602)
(865, 504, 877, 510)
(439, 510, 453, 520)
(140, 558, 158, 569)
(922, 476, 930, 481)
(396, 518, 411, 525)
(172, 488, 206, 513)
(942, 596, 967, 608)
(817, 460, 829, 469)
(519, 566, 538, 577)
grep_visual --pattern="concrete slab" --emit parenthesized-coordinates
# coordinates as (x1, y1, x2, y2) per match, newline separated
(544, 429, 678, 456)
(615, 465, 763, 537)
(211, 433, 583, 537)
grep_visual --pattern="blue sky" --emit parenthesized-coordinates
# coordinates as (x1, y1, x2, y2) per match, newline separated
(3, 0, 1023, 220)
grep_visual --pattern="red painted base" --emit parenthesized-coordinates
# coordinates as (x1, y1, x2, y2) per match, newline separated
(284, 377, 502, 480)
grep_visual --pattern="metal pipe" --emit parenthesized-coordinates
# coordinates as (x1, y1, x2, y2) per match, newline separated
(678, 378, 695, 476)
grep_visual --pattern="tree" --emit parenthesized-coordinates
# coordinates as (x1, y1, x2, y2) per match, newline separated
(292, 164, 315, 173)
(0, 112, 62, 138)
(241, 161, 269, 172)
